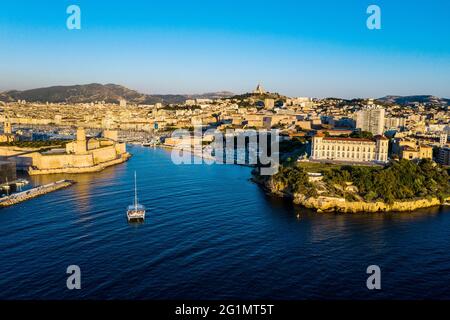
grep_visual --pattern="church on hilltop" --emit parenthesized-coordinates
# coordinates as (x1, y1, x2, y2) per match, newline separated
(253, 83, 266, 95)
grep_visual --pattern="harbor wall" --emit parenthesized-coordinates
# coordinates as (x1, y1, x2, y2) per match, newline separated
(28, 153, 130, 175)
(0, 180, 75, 207)
(90, 145, 117, 164)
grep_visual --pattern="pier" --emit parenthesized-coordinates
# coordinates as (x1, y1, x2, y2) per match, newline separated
(0, 180, 75, 208)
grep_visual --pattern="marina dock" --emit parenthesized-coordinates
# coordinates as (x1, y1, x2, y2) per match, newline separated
(0, 180, 75, 208)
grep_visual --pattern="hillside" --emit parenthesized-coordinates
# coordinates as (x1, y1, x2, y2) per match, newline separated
(377, 95, 449, 106)
(0, 83, 234, 105)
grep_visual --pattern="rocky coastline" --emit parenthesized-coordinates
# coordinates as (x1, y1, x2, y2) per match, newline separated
(253, 173, 450, 213)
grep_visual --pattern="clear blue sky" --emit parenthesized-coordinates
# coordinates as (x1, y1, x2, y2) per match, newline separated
(0, 0, 449, 98)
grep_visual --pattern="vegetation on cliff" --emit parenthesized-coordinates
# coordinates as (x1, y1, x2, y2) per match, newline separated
(263, 159, 450, 205)
(267, 166, 317, 197)
(324, 159, 449, 203)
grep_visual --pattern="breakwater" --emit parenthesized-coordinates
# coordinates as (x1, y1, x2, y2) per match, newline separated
(0, 180, 75, 207)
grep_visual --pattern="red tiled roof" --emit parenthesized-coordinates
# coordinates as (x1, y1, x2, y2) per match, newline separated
(322, 137, 374, 142)
(315, 132, 325, 137)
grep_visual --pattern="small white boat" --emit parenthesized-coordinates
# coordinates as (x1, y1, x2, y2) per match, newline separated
(16, 179, 29, 187)
(127, 171, 146, 221)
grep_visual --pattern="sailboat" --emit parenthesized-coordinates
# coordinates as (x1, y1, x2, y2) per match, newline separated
(127, 171, 146, 221)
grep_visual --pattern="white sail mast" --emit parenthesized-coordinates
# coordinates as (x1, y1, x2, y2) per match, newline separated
(134, 171, 138, 210)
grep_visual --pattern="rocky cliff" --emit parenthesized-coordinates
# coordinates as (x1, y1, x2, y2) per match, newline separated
(256, 174, 450, 213)
(294, 194, 447, 213)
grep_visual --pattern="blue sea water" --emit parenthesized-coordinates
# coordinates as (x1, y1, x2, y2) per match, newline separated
(1, 145, 450, 300)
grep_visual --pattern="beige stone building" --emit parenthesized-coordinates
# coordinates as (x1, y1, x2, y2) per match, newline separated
(264, 98, 275, 110)
(392, 138, 433, 160)
(0, 120, 18, 143)
(245, 114, 272, 129)
(311, 133, 389, 163)
(25, 128, 129, 175)
(296, 120, 312, 131)
(400, 145, 433, 160)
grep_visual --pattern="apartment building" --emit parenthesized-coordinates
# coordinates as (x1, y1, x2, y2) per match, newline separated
(356, 102, 386, 135)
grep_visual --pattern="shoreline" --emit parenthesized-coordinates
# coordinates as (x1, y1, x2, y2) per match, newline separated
(294, 194, 449, 213)
(252, 174, 450, 213)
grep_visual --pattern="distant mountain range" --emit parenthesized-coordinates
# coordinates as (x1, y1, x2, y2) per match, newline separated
(376, 95, 449, 106)
(0, 83, 234, 105)
(0, 83, 448, 106)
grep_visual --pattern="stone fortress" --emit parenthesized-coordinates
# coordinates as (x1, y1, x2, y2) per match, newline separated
(0, 126, 129, 175)
(28, 128, 129, 175)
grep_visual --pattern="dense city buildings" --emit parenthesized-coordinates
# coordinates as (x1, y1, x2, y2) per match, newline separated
(0, 83, 449, 169)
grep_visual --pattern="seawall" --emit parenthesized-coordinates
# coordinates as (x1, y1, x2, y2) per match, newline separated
(28, 153, 130, 175)
(0, 180, 75, 208)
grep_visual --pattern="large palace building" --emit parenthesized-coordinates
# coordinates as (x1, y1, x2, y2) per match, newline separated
(311, 133, 389, 164)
